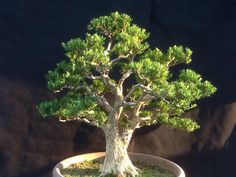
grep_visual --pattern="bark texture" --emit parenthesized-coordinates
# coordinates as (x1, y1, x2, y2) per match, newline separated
(101, 128, 137, 176)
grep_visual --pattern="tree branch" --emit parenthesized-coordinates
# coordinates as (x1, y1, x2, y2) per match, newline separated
(54, 83, 113, 113)
(107, 38, 112, 51)
(111, 54, 130, 65)
(139, 84, 152, 92)
(86, 74, 102, 80)
(84, 85, 113, 113)
(78, 69, 115, 114)
(121, 91, 151, 130)
(123, 101, 136, 107)
(104, 38, 112, 56)
(124, 83, 142, 101)
(140, 116, 152, 121)
(53, 84, 86, 93)
(124, 83, 152, 100)
(140, 94, 156, 102)
(53, 85, 73, 93)
(118, 70, 132, 87)
(102, 74, 117, 94)
(126, 100, 145, 129)
(111, 54, 135, 66)
(96, 95, 113, 113)
(59, 116, 98, 126)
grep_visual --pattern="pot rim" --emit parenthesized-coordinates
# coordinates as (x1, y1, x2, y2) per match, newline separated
(53, 152, 185, 177)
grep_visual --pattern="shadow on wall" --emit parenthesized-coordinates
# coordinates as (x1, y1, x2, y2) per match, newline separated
(10, 163, 55, 177)
(0, 77, 95, 177)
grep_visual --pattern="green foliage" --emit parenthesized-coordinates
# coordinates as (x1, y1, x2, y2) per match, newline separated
(38, 11, 216, 133)
(166, 45, 192, 65)
(91, 80, 108, 94)
(37, 92, 107, 126)
(62, 38, 85, 59)
(159, 115, 200, 132)
(88, 11, 132, 38)
(89, 12, 149, 57)
(46, 61, 85, 91)
(131, 57, 169, 83)
(112, 24, 149, 56)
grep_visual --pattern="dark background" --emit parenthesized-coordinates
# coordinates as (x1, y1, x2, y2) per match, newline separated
(0, 0, 235, 177)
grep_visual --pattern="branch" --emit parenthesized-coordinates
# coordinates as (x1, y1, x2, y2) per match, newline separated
(63, 76, 112, 115)
(59, 116, 98, 126)
(104, 38, 112, 56)
(53, 85, 73, 93)
(111, 54, 135, 66)
(84, 85, 113, 113)
(123, 101, 136, 107)
(132, 89, 156, 109)
(129, 92, 146, 118)
(124, 83, 142, 101)
(124, 83, 152, 100)
(86, 75, 102, 80)
(111, 54, 130, 65)
(89, 62, 103, 74)
(121, 93, 151, 130)
(140, 116, 152, 121)
(106, 38, 112, 51)
(125, 100, 145, 129)
(140, 94, 156, 102)
(53, 84, 86, 93)
(118, 70, 132, 87)
(131, 91, 152, 122)
(102, 74, 117, 94)
(167, 60, 185, 68)
(139, 84, 152, 92)
(96, 95, 113, 113)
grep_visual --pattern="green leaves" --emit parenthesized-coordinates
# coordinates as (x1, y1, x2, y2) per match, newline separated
(159, 115, 200, 132)
(91, 80, 108, 94)
(172, 69, 217, 101)
(37, 92, 108, 126)
(112, 24, 149, 56)
(166, 45, 192, 66)
(38, 12, 217, 133)
(62, 38, 85, 60)
(62, 38, 85, 53)
(46, 60, 85, 91)
(37, 92, 94, 117)
(140, 49, 163, 63)
(83, 33, 111, 69)
(132, 57, 169, 84)
(89, 12, 149, 58)
(88, 11, 132, 37)
(128, 45, 215, 131)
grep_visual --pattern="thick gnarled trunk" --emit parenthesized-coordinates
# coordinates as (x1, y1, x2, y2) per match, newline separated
(100, 128, 138, 177)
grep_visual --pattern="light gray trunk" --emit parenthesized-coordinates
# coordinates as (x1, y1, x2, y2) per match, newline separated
(100, 127, 138, 177)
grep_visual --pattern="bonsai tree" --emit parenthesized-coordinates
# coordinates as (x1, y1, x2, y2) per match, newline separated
(37, 12, 216, 177)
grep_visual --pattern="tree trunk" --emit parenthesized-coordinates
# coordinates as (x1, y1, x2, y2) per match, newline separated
(100, 128, 138, 177)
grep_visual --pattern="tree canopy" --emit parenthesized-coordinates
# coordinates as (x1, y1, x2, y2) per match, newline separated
(37, 12, 216, 132)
